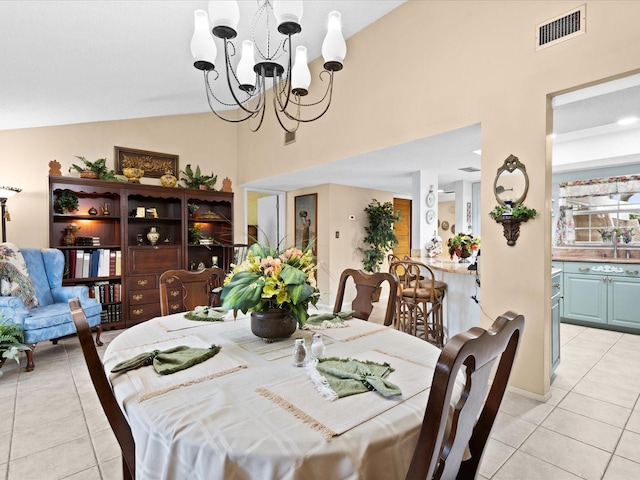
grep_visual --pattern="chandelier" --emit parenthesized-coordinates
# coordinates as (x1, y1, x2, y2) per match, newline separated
(190, 0, 346, 133)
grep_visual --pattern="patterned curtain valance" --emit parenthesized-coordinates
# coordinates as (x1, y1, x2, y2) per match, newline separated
(559, 174, 640, 199)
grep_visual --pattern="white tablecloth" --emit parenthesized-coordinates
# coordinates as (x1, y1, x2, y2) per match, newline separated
(103, 314, 444, 480)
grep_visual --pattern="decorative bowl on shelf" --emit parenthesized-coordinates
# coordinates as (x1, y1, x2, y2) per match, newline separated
(123, 167, 144, 183)
(199, 211, 221, 220)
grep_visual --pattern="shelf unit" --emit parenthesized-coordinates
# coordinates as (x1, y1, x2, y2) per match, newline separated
(49, 176, 234, 328)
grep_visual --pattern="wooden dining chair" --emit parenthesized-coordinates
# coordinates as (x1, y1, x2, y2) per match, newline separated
(405, 311, 525, 480)
(68, 298, 135, 480)
(333, 268, 398, 326)
(159, 267, 226, 315)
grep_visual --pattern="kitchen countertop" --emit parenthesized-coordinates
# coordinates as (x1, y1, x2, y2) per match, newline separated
(552, 246, 640, 264)
(410, 256, 478, 275)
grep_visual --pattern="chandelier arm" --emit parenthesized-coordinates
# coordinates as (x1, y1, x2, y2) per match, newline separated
(273, 35, 295, 113)
(280, 71, 335, 123)
(272, 77, 300, 134)
(248, 80, 268, 133)
(204, 70, 253, 109)
(222, 39, 264, 115)
(203, 72, 261, 124)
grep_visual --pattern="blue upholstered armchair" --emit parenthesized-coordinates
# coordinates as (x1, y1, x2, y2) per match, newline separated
(0, 246, 103, 371)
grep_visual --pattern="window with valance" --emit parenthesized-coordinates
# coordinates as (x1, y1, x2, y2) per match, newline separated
(555, 174, 640, 245)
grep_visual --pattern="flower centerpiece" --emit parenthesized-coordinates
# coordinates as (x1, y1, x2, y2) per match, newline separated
(447, 233, 480, 263)
(220, 243, 320, 340)
(620, 227, 634, 244)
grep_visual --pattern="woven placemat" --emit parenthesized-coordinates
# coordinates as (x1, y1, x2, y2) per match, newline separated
(224, 329, 333, 361)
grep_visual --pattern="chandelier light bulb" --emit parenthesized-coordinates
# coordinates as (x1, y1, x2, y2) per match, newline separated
(291, 45, 311, 96)
(237, 40, 257, 92)
(322, 11, 346, 71)
(191, 1, 345, 132)
(209, 0, 239, 39)
(191, 10, 217, 71)
(273, 0, 303, 35)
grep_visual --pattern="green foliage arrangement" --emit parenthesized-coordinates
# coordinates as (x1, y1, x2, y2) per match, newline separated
(54, 189, 79, 213)
(220, 243, 320, 327)
(188, 226, 205, 244)
(180, 164, 217, 190)
(360, 199, 401, 273)
(489, 204, 537, 221)
(0, 316, 32, 367)
(69, 156, 120, 181)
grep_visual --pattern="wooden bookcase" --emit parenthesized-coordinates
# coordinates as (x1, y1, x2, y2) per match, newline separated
(49, 176, 234, 328)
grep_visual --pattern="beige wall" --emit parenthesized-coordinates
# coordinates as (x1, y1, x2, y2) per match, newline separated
(233, 0, 640, 397)
(0, 113, 238, 247)
(2, 1, 640, 396)
(285, 184, 393, 309)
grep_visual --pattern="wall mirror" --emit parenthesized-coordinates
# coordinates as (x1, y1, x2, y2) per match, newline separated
(493, 154, 529, 206)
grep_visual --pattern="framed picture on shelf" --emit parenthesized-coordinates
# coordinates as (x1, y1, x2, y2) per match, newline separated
(115, 146, 179, 179)
(294, 194, 317, 255)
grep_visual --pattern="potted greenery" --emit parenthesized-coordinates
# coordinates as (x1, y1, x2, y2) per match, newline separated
(54, 189, 79, 213)
(360, 199, 401, 273)
(180, 164, 218, 190)
(69, 156, 120, 181)
(188, 225, 205, 244)
(0, 316, 32, 372)
(489, 204, 537, 221)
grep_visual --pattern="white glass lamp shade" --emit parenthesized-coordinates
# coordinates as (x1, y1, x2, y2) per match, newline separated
(209, 0, 239, 38)
(0, 186, 21, 201)
(191, 10, 217, 70)
(291, 46, 311, 96)
(237, 40, 257, 91)
(322, 11, 346, 71)
(273, 0, 303, 34)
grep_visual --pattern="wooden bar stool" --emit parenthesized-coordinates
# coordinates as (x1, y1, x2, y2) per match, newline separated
(390, 259, 447, 347)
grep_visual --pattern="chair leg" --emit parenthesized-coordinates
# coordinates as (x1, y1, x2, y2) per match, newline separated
(25, 345, 36, 372)
(94, 324, 103, 346)
(122, 455, 134, 480)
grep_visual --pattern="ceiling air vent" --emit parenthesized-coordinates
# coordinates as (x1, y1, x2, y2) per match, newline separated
(459, 167, 480, 173)
(536, 5, 586, 51)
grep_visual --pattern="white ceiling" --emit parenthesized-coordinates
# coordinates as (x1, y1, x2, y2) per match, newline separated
(2, 1, 639, 196)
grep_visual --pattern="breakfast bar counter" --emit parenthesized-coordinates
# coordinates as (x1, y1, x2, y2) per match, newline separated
(410, 256, 481, 340)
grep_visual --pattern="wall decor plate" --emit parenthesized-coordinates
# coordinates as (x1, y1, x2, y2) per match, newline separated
(426, 192, 436, 208)
(426, 209, 435, 224)
(441, 220, 449, 231)
(451, 224, 456, 234)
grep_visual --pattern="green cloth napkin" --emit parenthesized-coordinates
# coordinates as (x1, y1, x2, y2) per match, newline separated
(111, 345, 221, 375)
(315, 357, 402, 398)
(305, 310, 355, 328)
(184, 306, 227, 322)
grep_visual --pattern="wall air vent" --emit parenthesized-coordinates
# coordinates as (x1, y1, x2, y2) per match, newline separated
(459, 167, 480, 173)
(284, 131, 296, 146)
(536, 5, 586, 51)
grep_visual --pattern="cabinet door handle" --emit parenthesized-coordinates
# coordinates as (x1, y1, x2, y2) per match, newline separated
(626, 270, 639, 275)
(133, 294, 143, 301)
(137, 279, 148, 286)
(132, 308, 144, 316)
(553, 283, 561, 289)
(579, 267, 590, 272)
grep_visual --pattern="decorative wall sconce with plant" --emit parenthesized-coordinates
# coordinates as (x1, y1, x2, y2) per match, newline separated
(490, 154, 536, 246)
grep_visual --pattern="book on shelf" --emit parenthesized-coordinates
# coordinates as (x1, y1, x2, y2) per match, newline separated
(75, 250, 84, 278)
(115, 250, 122, 276)
(90, 250, 100, 278)
(82, 252, 90, 278)
(109, 250, 117, 276)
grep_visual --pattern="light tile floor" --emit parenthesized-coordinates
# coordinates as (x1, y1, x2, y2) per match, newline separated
(1, 323, 639, 479)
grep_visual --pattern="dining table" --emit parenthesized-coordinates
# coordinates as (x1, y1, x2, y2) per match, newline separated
(103, 311, 448, 480)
